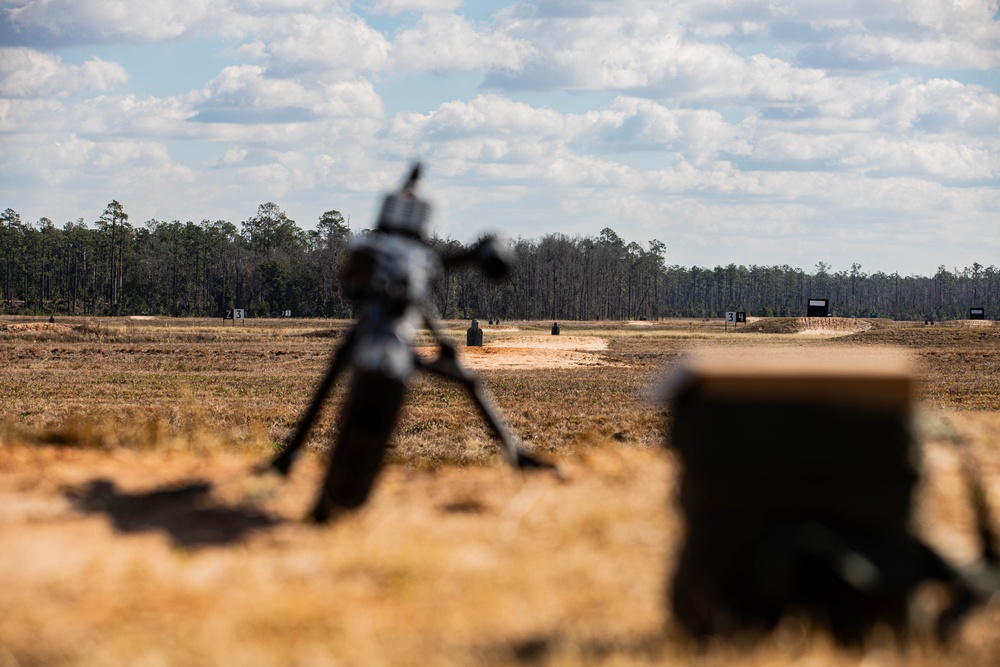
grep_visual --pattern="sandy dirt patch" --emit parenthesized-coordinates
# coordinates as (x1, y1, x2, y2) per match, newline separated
(455, 346, 605, 370)
(488, 334, 608, 351)
(797, 327, 864, 336)
(417, 335, 610, 369)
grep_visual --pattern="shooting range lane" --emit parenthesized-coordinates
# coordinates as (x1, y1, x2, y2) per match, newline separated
(2, 317, 1000, 665)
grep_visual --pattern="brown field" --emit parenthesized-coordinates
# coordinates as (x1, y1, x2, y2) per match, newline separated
(1, 315, 999, 666)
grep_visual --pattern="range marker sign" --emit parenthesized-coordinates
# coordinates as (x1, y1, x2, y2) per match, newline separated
(224, 308, 245, 325)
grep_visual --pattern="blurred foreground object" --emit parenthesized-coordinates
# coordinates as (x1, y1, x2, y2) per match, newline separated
(264, 163, 555, 523)
(660, 347, 999, 645)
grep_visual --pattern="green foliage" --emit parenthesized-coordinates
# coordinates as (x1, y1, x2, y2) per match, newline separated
(258, 258, 287, 317)
(241, 203, 303, 256)
(1, 205, 999, 321)
(316, 210, 349, 244)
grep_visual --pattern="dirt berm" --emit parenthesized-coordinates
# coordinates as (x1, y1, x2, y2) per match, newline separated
(738, 317, 873, 334)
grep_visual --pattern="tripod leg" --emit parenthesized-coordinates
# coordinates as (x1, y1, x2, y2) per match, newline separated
(266, 331, 355, 476)
(465, 368, 554, 470)
(416, 341, 555, 471)
(312, 370, 407, 522)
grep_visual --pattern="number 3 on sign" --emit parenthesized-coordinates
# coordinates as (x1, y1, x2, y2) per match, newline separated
(725, 311, 736, 323)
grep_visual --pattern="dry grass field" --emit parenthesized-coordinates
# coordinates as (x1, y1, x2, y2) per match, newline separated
(1, 315, 999, 666)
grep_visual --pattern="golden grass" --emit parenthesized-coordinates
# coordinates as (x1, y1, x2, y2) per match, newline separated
(1, 316, 1000, 666)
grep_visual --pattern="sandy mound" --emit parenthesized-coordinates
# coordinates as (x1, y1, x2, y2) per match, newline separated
(738, 317, 872, 336)
(940, 319, 996, 328)
(418, 335, 609, 369)
(488, 335, 608, 351)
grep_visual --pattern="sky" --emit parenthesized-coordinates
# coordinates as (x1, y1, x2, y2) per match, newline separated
(1, 0, 998, 276)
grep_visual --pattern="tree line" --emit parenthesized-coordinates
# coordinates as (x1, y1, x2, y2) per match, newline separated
(1, 203, 997, 321)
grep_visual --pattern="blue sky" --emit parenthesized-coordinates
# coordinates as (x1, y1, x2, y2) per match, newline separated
(1, 0, 998, 275)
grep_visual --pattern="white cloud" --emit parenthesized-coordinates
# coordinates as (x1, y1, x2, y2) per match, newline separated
(238, 0, 333, 11)
(187, 65, 384, 123)
(210, 145, 249, 167)
(484, 1, 1000, 101)
(481, 9, 857, 106)
(390, 13, 536, 72)
(246, 10, 392, 75)
(390, 94, 569, 141)
(4, 0, 232, 42)
(849, 138, 998, 181)
(69, 94, 195, 138)
(579, 97, 744, 161)
(875, 78, 1000, 136)
(1, 0, 997, 273)
(0, 48, 127, 97)
(388, 80, 1000, 191)
(372, 0, 464, 14)
(202, 64, 314, 108)
(315, 79, 384, 118)
(484, 8, 689, 91)
(0, 97, 65, 133)
(688, 0, 1000, 69)
(1, 131, 193, 189)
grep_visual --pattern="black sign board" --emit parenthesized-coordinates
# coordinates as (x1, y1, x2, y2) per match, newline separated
(970, 307, 985, 320)
(807, 298, 829, 317)
(736, 312, 746, 323)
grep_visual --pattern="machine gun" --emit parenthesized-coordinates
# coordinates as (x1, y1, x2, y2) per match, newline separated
(264, 163, 556, 522)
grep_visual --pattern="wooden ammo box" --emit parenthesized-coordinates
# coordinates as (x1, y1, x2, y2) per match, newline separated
(659, 348, 941, 642)
(663, 348, 915, 530)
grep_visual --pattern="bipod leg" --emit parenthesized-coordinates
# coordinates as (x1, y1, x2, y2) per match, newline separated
(264, 329, 356, 476)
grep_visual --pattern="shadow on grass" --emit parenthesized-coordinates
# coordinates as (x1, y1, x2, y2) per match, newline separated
(65, 478, 281, 548)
